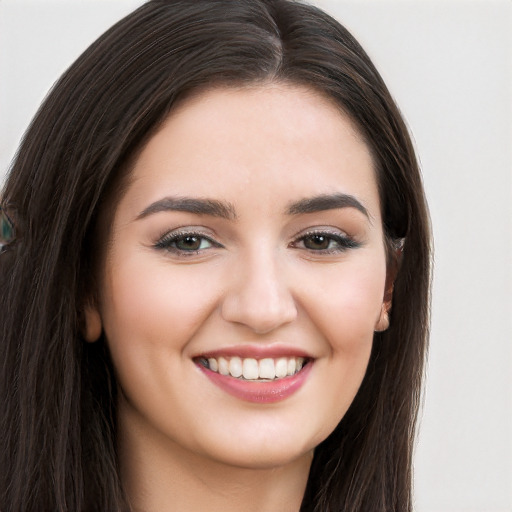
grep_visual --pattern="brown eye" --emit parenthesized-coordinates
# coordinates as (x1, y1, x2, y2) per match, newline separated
(175, 235, 203, 251)
(293, 231, 360, 254)
(155, 231, 219, 254)
(303, 234, 331, 250)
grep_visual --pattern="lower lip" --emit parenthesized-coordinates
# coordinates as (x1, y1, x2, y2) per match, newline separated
(198, 362, 313, 404)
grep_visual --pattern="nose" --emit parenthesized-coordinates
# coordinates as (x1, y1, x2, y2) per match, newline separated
(221, 250, 298, 334)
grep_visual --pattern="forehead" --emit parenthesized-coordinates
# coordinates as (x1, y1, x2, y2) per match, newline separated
(118, 84, 380, 220)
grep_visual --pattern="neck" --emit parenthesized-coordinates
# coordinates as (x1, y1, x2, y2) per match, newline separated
(118, 403, 313, 512)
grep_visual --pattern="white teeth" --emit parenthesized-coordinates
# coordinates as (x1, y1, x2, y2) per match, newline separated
(275, 357, 288, 378)
(259, 358, 275, 379)
(202, 355, 308, 380)
(287, 358, 296, 376)
(218, 357, 229, 375)
(242, 358, 259, 380)
(229, 357, 243, 378)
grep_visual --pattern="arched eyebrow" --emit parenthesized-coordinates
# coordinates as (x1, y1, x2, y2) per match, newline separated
(286, 193, 370, 219)
(136, 193, 369, 222)
(137, 197, 237, 220)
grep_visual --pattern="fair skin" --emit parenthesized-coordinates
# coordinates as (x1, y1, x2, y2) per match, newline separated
(86, 84, 391, 512)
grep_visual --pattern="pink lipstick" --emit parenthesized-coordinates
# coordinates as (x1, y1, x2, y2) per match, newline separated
(195, 350, 313, 403)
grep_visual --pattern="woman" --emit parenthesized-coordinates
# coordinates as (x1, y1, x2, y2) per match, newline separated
(0, 0, 431, 510)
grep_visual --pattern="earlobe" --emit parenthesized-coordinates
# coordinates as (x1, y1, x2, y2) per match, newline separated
(375, 276, 394, 332)
(375, 242, 402, 333)
(83, 303, 102, 342)
(375, 301, 391, 332)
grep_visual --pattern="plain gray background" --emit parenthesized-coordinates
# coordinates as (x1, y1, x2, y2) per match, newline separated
(1, 1, 511, 510)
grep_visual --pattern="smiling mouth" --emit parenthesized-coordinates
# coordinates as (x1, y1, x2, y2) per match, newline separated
(196, 356, 309, 381)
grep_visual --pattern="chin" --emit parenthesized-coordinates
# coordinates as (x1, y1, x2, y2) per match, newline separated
(203, 442, 316, 471)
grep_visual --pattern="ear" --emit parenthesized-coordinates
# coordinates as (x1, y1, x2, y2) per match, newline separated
(83, 302, 102, 342)
(374, 300, 391, 332)
(374, 245, 402, 333)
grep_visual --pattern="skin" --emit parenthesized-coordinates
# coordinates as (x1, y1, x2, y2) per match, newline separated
(86, 83, 392, 512)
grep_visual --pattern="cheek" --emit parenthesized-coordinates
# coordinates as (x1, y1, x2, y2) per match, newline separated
(98, 256, 226, 428)
(100, 254, 224, 357)
(298, 263, 385, 439)
(298, 258, 387, 351)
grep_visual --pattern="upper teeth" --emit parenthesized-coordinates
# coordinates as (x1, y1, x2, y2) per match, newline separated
(202, 356, 306, 381)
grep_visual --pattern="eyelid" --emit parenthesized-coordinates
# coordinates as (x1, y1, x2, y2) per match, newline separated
(292, 226, 349, 242)
(297, 226, 348, 237)
(155, 225, 217, 242)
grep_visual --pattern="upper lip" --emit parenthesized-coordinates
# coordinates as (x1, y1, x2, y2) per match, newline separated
(193, 344, 314, 360)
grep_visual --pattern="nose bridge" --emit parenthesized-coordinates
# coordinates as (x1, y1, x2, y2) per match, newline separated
(221, 245, 297, 334)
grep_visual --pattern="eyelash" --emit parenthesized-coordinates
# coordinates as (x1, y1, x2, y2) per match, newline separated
(154, 229, 360, 256)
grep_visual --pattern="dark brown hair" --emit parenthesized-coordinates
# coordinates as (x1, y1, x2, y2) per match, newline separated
(0, 1, 431, 510)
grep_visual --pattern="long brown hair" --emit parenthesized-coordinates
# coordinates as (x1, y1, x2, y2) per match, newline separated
(0, 1, 431, 510)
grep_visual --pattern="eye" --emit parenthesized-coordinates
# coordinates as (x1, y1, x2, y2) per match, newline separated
(302, 234, 335, 251)
(292, 231, 360, 254)
(155, 231, 221, 254)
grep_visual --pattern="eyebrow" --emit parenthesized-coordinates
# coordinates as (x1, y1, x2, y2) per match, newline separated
(137, 193, 369, 222)
(286, 193, 370, 219)
(137, 197, 237, 220)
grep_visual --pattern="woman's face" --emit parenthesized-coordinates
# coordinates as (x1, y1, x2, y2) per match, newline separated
(86, 84, 391, 470)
